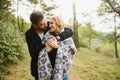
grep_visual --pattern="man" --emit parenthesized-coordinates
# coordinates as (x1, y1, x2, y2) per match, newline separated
(25, 11, 73, 80)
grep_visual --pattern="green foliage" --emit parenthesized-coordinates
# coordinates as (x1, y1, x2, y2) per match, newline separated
(105, 33, 115, 42)
(16, 17, 31, 32)
(0, 0, 27, 78)
(0, 23, 25, 76)
(80, 23, 98, 39)
(79, 23, 99, 49)
(0, 0, 13, 23)
(66, 21, 99, 49)
(40, 0, 57, 19)
(95, 47, 100, 52)
(28, 0, 39, 4)
(98, 0, 120, 58)
(97, 0, 112, 15)
(28, 0, 57, 19)
(97, 0, 119, 15)
(79, 41, 88, 48)
(0, 23, 25, 64)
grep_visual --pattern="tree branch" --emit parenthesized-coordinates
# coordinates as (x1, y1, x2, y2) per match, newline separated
(106, 0, 120, 15)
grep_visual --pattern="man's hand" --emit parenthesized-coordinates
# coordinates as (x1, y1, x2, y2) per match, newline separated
(47, 37, 58, 48)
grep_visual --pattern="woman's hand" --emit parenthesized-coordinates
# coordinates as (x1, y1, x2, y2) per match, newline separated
(45, 42, 53, 52)
(47, 37, 58, 48)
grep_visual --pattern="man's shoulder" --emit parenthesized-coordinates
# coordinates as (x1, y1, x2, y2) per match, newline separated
(25, 28, 33, 36)
(25, 28, 35, 41)
(25, 29, 30, 34)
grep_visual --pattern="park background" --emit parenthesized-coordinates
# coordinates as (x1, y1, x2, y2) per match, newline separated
(0, 0, 120, 80)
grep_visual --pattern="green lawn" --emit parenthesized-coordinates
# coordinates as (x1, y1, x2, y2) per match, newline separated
(3, 47, 120, 80)
(69, 48, 120, 80)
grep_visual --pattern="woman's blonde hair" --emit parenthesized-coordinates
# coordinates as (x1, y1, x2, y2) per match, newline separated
(50, 16, 64, 30)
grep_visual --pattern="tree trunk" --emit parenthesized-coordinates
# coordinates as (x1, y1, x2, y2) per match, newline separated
(76, 20, 79, 48)
(17, 0, 20, 31)
(114, 38, 119, 58)
(88, 37, 91, 49)
(72, 0, 79, 48)
(21, 18, 24, 32)
(17, 16, 20, 30)
(114, 15, 119, 58)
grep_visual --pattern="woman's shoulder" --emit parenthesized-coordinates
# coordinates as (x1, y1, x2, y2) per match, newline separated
(62, 37, 74, 44)
(64, 37, 73, 41)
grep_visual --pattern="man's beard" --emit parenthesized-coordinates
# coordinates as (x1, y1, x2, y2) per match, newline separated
(37, 27, 46, 32)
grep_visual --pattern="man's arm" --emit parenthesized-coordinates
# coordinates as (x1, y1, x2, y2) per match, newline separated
(46, 28, 73, 49)
(58, 28, 73, 41)
(25, 32, 37, 59)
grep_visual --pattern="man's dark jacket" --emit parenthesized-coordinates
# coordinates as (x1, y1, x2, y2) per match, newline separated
(25, 25, 73, 78)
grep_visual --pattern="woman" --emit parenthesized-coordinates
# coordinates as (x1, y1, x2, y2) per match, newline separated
(38, 16, 77, 80)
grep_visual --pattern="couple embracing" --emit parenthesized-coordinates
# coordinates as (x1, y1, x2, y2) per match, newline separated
(25, 11, 77, 80)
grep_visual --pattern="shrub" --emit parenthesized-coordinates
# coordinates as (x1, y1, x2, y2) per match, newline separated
(95, 47, 100, 52)
(79, 41, 88, 48)
(0, 23, 25, 75)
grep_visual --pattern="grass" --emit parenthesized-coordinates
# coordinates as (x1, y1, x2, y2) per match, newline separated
(69, 48, 120, 80)
(3, 46, 120, 80)
(3, 44, 34, 80)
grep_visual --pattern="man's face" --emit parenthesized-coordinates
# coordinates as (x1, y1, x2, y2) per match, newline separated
(37, 18, 47, 31)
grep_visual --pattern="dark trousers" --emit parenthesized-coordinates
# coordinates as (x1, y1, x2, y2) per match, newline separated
(35, 77, 38, 80)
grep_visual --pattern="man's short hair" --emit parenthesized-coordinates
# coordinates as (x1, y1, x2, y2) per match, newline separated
(30, 11, 44, 24)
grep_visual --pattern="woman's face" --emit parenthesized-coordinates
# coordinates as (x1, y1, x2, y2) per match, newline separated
(49, 19, 59, 34)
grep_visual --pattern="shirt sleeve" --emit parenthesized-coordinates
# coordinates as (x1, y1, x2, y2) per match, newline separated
(58, 28, 73, 41)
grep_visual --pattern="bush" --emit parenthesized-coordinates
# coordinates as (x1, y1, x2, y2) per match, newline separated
(0, 23, 25, 75)
(95, 47, 100, 52)
(79, 41, 88, 48)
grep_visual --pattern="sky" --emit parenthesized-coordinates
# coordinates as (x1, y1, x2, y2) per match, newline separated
(12, 0, 119, 33)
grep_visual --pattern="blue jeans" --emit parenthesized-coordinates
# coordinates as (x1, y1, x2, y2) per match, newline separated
(63, 75, 68, 80)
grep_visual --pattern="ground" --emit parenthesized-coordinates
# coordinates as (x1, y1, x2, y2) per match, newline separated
(3, 46, 120, 80)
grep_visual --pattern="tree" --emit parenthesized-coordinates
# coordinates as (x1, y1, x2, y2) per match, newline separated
(98, 0, 120, 58)
(0, 0, 25, 77)
(27, 0, 57, 19)
(72, 0, 79, 48)
(28, 0, 39, 10)
(80, 23, 98, 49)
(39, 0, 57, 19)
(9, 0, 31, 32)
(106, 0, 120, 15)
(0, 0, 12, 23)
